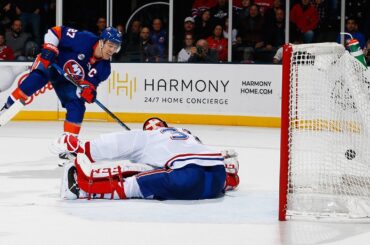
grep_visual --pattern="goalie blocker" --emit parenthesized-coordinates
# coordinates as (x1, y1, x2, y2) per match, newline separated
(56, 117, 240, 200)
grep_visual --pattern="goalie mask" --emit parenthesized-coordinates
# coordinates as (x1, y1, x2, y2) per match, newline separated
(143, 117, 168, 130)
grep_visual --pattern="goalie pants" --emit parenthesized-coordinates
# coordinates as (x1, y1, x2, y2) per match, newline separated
(136, 164, 226, 200)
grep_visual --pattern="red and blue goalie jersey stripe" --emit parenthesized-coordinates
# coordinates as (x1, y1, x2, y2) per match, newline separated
(165, 153, 225, 169)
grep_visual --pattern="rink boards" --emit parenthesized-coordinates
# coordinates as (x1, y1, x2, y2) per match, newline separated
(0, 62, 282, 127)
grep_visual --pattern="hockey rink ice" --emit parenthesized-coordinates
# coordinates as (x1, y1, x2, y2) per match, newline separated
(2, 121, 370, 245)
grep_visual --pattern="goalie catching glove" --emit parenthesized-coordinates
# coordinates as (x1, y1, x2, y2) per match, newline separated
(50, 133, 90, 156)
(77, 80, 96, 103)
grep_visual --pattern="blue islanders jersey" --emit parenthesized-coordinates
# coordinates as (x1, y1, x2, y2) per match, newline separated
(46, 26, 111, 87)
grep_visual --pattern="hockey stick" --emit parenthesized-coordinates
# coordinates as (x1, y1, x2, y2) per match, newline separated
(0, 99, 25, 127)
(51, 63, 131, 130)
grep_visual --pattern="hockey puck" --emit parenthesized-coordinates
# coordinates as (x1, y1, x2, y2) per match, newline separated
(345, 149, 356, 160)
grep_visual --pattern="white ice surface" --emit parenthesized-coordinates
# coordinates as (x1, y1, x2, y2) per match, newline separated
(1, 121, 370, 245)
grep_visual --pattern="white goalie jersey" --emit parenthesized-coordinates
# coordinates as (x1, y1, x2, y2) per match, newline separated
(89, 128, 225, 169)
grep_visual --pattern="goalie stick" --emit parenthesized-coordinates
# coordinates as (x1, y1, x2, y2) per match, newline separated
(51, 63, 131, 130)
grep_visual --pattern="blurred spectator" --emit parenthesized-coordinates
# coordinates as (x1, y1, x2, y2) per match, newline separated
(194, 10, 213, 39)
(175, 16, 197, 54)
(344, 0, 367, 24)
(272, 46, 282, 63)
(183, 17, 196, 37)
(0, 33, 14, 60)
(150, 18, 167, 60)
(336, 18, 366, 49)
(5, 18, 32, 60)
(264, 0, 283, 23)
(0, 1, 17, 31)
(310, 0, 329, 26)
(127, 20, 141, 47)
(207, 24, 228, 62)
(124, 20, 142, 62)
(43, 0, 56, 31)
(210, 0, 228, 25)
(263, 7, 285, 62)
(365, 40, 370, 66)
(188, 39, 217, 63)
(95, 17, 107, 36)
(254, 0, 274, 15)
(140, 26, 160, 62)
(188, 39, 218, 63)
(13, 0, 42, 46)
(310, 0, 335, 42)
(235, 0, 253, 22)
(115, 23, 124, 34)
(223, 17, 237, 45)
(112, 23, 127, 61)
(290, 0, 319, 43)
(264, 8, 284, 49)
(233, 0, 244, 9)
(177, 33, 194, 62)
(235, 4, 265, 62)
(191, 0, 217, 18)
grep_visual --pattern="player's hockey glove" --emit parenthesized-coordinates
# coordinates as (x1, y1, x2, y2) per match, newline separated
(78, 80, 96, 103)
(31, 43, 59, 73)
(41, 43, 59, 67)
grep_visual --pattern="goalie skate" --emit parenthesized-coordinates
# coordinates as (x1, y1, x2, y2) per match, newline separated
(58, 152, 77, 167)
(60, 160, 86, 200)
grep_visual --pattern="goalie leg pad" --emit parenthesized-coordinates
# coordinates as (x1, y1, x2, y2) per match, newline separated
(60, 160, 87, 200)
(74, 154, 126, 200)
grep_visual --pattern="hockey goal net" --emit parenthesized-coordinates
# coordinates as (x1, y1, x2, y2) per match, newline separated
(279, 43, 370, 221)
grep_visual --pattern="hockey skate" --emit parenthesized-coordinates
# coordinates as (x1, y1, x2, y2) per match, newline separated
(58, 152, 77, 161)
(0, 104, 9, 126)
(60, 160, 86, 199)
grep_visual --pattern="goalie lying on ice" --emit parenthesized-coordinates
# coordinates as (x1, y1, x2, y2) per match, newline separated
(51, 117, 240, 200)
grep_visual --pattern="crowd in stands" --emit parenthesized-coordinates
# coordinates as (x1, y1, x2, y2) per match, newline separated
(115, 0, 370, 64)
(0, 0, 54, 61)
(0, 0, 369, 65)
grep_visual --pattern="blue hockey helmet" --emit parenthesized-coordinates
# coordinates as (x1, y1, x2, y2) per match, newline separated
(99, 27, 122, 52)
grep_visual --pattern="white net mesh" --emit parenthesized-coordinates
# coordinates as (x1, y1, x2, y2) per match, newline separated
(285, 43, 370, 219)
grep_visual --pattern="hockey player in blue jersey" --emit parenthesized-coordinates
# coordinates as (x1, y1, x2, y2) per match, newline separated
(0, 26, 122, 142)
(51, 117, 240, 200)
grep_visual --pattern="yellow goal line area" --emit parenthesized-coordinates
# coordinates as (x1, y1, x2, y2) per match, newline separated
(12, 111, 281, 127)
(290, 119, 362, 133)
